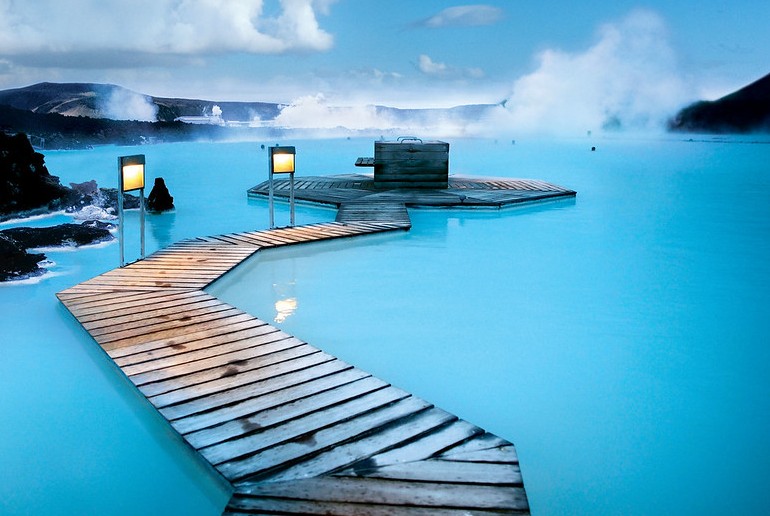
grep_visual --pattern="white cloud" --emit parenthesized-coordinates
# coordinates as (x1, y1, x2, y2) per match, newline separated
(498, 10, 690, 134)
(417, 54, 485, 80)
(0, 0, 334, 65)
(421, 5, 504, 28)
(418, 55, 448, 75)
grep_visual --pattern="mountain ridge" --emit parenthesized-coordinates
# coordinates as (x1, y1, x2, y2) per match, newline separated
(669, 72, 770, 133)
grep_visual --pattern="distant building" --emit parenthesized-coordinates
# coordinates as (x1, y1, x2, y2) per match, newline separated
(174, 114, 224, 126)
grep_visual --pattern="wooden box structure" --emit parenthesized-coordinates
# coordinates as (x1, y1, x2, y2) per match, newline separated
(374, 138, 449, 189)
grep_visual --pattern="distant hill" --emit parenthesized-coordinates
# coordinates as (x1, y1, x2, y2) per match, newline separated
(669, 73, 770, 133)
(0, 81, 501, 147)
(0, 82, 281, 123)
(0, 103, 231, 149)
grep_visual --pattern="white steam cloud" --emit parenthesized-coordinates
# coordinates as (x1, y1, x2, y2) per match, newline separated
(497, 10, 690, 134)
(272, 93, 480, 138)
(273, 94, 394, 131)
(273, 10, 691, 137)
(100, 88, 158, 121)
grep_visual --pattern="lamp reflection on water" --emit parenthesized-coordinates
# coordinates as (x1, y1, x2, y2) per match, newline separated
(274, 297, 298, 323)
(272, 279, 297, 323)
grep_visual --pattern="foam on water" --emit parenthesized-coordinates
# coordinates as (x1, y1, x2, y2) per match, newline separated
(2, 137, 769, 515)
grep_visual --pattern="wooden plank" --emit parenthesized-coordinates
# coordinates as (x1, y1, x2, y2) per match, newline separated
(198, 378, 399, 464)
(232, 476, 528, 511)
(185, 381, 403, 450)
(216, 396, 436, 482)
(87, 302, 238, 338)
(437, 445, 520, 464)
(438, 432, 513, 457)
(59, 288, 196, 311)
(113, 321, 277, 367)
(261, 406, 456, 484)
(361, 419, 484, 467)
(129, 335, 310, 388)
(139, 343, 330, 404)
(73, 290, 216, 323)
(337, 459, 523, 485)
(100, 310, 256, 351)
(107, 314, 265, 359)
(81, 297, 225, 330)
(226, 495, 517, 515)
(224, 500, 516, 516)
(169, 364, 366, 435)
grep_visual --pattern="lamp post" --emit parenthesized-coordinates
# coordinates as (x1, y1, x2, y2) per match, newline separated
(268, 145, 296, 229)
(118, 154, 146, 267)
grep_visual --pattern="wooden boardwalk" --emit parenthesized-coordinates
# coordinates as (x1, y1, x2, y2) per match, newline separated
(57, 220, 531, 514)
(249, 173, 576, 227)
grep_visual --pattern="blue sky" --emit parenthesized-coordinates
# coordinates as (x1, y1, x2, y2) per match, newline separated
(0, 1, 768, 132)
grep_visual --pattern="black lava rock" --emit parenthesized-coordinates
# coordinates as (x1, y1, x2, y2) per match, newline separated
(0, 233, 46, 281)
(669, 72, 770, 133)
(0, 132, 72, 215)
(1, 220, 115, 249)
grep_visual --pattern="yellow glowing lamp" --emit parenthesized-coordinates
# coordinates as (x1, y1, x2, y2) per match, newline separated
(119, 155, 146, 192)
(270, 146, 295, 174)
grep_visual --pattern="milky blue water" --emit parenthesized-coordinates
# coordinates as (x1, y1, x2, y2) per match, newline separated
(2, 136, 769, 515)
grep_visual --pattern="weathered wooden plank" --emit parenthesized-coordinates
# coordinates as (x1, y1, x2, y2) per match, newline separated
(113, 322, 276, 367)
(73, 290, 215, 323)
(216, 396, 437, 482)
(225, 498, 516, 516)
(87, 302, 238, 338)
(338, 459, 523, 485)
(438, 432, 513, 457)
(59, 288, 195, 311)
(106, 314, 264, 358)
(138, 342, 329, 403)
(99, 310, 255, 351)
(81, 297, 225, 330)
(261, 406, 456, 484)
(361, 419, 484, 468)
(437, 444, 520, 464)
(129, 335, 309, 388)
(169, 364, 366, 435)
(232, 476, 529, 511)
(198, 378, 399, 464)
(186, 381, 403, 450)
(225, 495, 519, 516)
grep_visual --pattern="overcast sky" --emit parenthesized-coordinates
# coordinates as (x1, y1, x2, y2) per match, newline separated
(0, 0, 767, 110)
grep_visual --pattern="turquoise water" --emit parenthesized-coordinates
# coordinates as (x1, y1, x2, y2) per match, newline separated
(2, 137, 769, 515)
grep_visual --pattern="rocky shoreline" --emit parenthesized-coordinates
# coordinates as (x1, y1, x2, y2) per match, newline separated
(1, 132, 139, 281)
(0, 221, 116, 281)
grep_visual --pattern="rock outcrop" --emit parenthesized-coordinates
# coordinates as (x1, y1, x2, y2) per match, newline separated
(0, 233, 47, 281)
(0, 133, 127, 281)
(669, 72, 770, 133)
(0, 221, 115, 281)
(0, 132, 75, 215)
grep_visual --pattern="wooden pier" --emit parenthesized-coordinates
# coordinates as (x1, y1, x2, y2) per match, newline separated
(56, 221, 530, 514)
(248, 173, 576, 224)
(56, 175, 575, 513)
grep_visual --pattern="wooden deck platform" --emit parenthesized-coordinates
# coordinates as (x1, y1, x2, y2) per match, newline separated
(57, 220, 531, 514)
(248, 173, 576, 226)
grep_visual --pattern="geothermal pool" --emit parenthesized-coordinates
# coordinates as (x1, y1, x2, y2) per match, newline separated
(2, 136, 769, 515)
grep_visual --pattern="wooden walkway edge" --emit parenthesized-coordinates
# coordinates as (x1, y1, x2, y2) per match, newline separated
(57, 215, 538, 512)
